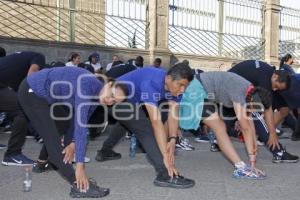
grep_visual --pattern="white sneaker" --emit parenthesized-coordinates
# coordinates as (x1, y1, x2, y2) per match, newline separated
(256, 140, 264, 146)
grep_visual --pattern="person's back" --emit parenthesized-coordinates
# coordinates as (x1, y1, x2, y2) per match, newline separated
(118, 67, 166, 104)
(105, 63, 136, 79)
(280, 64, 295, 75)
(27, 67, 99, 105)
(0, 51, 45, 91)
(199, 71, 251, 108)
(229, 60, 274, 91)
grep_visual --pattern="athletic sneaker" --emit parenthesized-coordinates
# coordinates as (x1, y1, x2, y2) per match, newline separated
(194, 135, 210, 143)
(291, 132, 300, 141)
(0, 144, 6, 150)
(154, 174, 195, 189)
(32, 160, 53, 173)
(176, 138, 195, 151)
(72, 156, 91, 163)
(95, 149, 121, 162)
(70, 179, 109, 198)
(272, 148, 299, 163)
(210, 142, 220, 152)
(2, 154, 34, 166)
(233, 165, 266, 180)
(256, 140, 264, 146)
(0, 124, 12, 134)
(276, 128, 284, 137)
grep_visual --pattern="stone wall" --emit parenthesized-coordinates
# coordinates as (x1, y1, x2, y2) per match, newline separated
(0, 36, 245, 70)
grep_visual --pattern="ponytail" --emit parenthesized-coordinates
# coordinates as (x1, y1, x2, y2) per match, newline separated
(280, 53, 292, 68)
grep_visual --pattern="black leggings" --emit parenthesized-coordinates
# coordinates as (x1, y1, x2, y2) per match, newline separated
(18, 80, 75, 184)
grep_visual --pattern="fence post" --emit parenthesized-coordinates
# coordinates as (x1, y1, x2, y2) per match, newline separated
(56, 0, 61, 41)
(99, 0, 106, 45)
(69, 0, 76, 43)
(264, 0, 281, 64)
(218, 0, 224, 57)
(147, 0, 172, 67)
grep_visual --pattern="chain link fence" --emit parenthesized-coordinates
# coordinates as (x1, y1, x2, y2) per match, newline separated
(0, 0, 148, 49)
(168, 0, 265, 60)
(279, 5, 300, 60)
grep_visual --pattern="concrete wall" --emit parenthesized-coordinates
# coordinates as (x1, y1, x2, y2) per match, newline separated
(3, 36, 300, 72)
(0, 37, 150, 68)
(0, 36, 245, 71)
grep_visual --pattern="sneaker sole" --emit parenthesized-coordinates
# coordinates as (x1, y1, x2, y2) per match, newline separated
(95, 156, 121, 162)
(272, 159, 299, 163)
(194, 140, 210, 143)
(232, 174, 266, 180)
(2, 161, 33, 166)
(70, 190, 110, 198)
(153, 180, 195, 189)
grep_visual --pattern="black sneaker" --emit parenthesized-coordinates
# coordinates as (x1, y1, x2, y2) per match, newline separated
(70, 179, 109, 198)
(32, 161, 53, 173)
(0, 144, 6, 150)
(210, 143, 220, 152)
(95, 150, 121, 162)
(291, 132, 300, 141)
(154, 175, 195, 189)
(273, 148, 299, 163)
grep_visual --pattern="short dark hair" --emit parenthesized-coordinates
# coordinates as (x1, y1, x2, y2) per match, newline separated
(154, 58, 162, 64)
(182, 60, 189, 66)
(167, 63, 194, 82)
(68, 52, 80, 62)
(246, 86, 272, 110)
(274, 70, 291, 89)
(0, 47, 6, 57)
(136, 56, 144, 62)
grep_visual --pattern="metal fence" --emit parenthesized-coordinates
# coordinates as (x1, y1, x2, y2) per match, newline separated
(0, 0, 148, 49)
(168, 0, 265, 60)
(279, 6, 300, 60)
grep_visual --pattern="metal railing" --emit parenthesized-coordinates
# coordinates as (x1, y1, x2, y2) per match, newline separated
(0, 0, 148, 49)
(168, 0, 264, 60)
(279, 5, 300, 60)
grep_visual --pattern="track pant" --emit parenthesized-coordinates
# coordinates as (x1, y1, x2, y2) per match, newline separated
(18, 80, 75, 184)
(100, 102, 169, 177)
(0, 86, 27, 157)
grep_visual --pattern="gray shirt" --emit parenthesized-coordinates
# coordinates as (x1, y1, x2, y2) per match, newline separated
(198, 71, 251, 108)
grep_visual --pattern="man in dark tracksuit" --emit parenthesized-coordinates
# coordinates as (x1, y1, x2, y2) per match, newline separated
(0, 51, 45, 166)
(228, 60, 298, 163)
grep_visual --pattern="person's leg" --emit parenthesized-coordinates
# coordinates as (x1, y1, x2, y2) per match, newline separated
(0, 87, 32, 165)
(101, 122, 126, 151)
(274, 107, 289, 127)
(95, 121, 124, 161)
(38, 145, 48, 161)
(118, 103, 168, 175)
(113, 103, 195, 187)
(291, 108, 300, 141)
(252, 112, 298, 163)
(203, 112, 241, 164)
(282, 113, 296, 131)
(252, 112, 282, 154)
(18, 80, 75, 184)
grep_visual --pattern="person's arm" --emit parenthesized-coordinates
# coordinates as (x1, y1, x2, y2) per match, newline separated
(27, 64, 40, 75)
(27, 52, 45, 75)
(263, 107, 280, 150)
(233, 102, 257, 167)
(145, 103, 178, 177)
(72, 95, 93, 191)
(166, 100, 179, 164)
